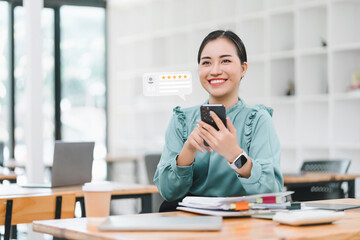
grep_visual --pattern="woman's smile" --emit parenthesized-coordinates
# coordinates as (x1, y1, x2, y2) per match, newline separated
(208, 78, 227, 86)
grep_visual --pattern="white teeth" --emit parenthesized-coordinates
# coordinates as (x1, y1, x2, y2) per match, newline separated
(210, 80, 225, 84)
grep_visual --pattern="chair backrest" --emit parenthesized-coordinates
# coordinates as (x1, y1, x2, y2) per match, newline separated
(0, 193, 76, 225)
(144, 153, 161, 184)
(300, 159, 351, 174)
(0, 142, 4, 167)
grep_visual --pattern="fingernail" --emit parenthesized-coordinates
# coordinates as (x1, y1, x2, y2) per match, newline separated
(196, 119, 201, 123)
(210, 111, 214, 115)
(196, 123, 199, 127)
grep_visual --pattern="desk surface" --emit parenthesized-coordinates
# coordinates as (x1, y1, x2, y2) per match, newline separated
(283, 173, 360, 184)
(0, 172, 17, 181)
(33, 198, 360, 240)
(0, 183, 158, 198)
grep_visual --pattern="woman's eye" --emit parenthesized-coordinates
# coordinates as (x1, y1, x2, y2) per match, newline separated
(222, 59, 231, 63)
(201, 61, 210, 65)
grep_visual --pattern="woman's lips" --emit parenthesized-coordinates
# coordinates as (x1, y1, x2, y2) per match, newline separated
(208, 78, 227, 86)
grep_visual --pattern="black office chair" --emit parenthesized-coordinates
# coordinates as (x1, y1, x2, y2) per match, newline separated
(0, 142, 4, 167)
(144, 153, 165, 212)
(289, 159, 351, 201)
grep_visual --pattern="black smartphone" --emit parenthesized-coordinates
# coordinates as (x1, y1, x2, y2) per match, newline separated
(200, 104, 227, 146)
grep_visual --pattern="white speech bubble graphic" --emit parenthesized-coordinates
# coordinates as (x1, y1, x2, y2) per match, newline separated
(143, 72, 192, 100)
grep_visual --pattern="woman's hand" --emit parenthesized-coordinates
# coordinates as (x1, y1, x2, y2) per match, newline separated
(184, 126, 212, 153)
(197, 111, 242, 162)
(177, 125, 212, 167)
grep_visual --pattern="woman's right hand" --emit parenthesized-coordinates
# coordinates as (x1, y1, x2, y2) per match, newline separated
(184, 125, 212, 153)
(177, 124, 211, 166)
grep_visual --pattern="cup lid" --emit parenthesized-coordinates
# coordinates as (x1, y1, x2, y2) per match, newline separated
(82, 181, 114, 192)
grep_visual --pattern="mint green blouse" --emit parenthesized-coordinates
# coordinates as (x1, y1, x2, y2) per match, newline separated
(154, 99, 283, 201)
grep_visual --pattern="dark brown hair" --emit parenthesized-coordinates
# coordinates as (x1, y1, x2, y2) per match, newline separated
(197, 30, 247, 64)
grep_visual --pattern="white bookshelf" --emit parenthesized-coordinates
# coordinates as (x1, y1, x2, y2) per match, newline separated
(108, 0, 360, 196)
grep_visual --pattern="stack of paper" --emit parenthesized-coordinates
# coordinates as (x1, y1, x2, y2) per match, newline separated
(177, 191, 293, 217)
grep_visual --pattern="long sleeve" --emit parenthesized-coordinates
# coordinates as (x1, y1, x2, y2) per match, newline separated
(153, 107, 194, 201)
(237, 106, 284, 194)
(154, 100, 283, 200)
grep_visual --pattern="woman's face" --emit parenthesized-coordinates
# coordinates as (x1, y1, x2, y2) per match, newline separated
(199, 38, 246, 99)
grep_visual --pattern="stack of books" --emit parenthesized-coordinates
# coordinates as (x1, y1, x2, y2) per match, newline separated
(177, 191, 294, 217)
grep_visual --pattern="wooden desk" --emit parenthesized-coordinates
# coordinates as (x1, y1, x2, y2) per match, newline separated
(33, 198, 360, 240)
(4, 159, 52, 171)
(0, 183, 158, 214)
(283, 173, 360, 198)
(0, 172, 17, 184)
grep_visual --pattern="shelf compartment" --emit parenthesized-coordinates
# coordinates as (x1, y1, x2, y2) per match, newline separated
(298, 5, 327, 50)
(298, 53, 328, 96)
(299, 101, 329, 146)
(280, 149, 299, 173)
(331, 48, 360, 94)
(301, 148, 330, 160)
(165, 33, 190, 66)
(270, 58, 295, 97)
(333, 91, 360, 101)
(332, 99, 360, 146)
(189, 27, 213, 63)
(331, 0, 360, 46)
(300, 94, 328, 103)
(240, 62, 266, 99)
(272, 103, 297, 145)
(269, 12, 295, 52)
(237, 18, 265, 55)
(265, 0, 294, 10)
(238, 0, 265, 14)
(333, 149, 360, 170)
(190, 0, 217, 24)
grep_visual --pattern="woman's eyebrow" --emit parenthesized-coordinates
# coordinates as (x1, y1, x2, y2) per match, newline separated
(201, 56, 211, 60)
(220, 54, 233, 58)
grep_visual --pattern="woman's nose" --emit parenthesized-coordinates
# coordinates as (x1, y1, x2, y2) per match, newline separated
(210, 62, 222, 75)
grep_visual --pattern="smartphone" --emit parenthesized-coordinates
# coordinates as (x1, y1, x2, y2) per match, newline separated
(200, 104, 227, 146)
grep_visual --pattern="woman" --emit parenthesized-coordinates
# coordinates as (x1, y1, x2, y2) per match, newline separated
(154, 30, 283, 211)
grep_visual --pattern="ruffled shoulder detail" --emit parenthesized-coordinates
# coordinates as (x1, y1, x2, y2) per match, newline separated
(173, 106, 187, 142)
(244, 104, 273, 149)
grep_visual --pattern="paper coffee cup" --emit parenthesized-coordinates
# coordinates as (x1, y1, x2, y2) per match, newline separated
(82, 181, 113, 218)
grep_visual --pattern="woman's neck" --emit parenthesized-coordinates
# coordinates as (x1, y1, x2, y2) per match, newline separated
(209, 95, 238, 110)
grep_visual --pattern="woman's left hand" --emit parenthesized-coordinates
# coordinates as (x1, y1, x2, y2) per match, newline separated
(197, 111, 242, 162)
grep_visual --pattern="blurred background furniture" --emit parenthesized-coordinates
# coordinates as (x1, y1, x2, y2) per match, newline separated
(0, 193, 76, 240)
(287, 159, 351, 201)
(144, 153, 164, 213)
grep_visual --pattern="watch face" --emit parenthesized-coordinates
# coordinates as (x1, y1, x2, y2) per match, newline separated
(234, 155, 247, 169)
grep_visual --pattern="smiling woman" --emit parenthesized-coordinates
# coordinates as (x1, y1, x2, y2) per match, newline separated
(154, 30, 284, 212)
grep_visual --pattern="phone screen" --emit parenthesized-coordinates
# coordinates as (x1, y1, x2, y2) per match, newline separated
(200, 104, 227, 146)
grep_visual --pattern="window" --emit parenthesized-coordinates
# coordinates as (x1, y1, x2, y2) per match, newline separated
(61, 6, 106, 179)
(2, 0, 106, 180)
(0, 2, 9, 158)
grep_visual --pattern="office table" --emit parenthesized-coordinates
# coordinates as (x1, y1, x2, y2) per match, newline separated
(0, 172, 17, 184)
(283, 173, 360, 198)
(0, 183, 158, 214)
(33, 198, 360, 240)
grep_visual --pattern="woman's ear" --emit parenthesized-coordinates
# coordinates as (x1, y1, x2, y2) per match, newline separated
(241, 62, 248, 79)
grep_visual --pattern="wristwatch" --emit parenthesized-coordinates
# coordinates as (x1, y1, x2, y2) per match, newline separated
(229, 151, 248, 170)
